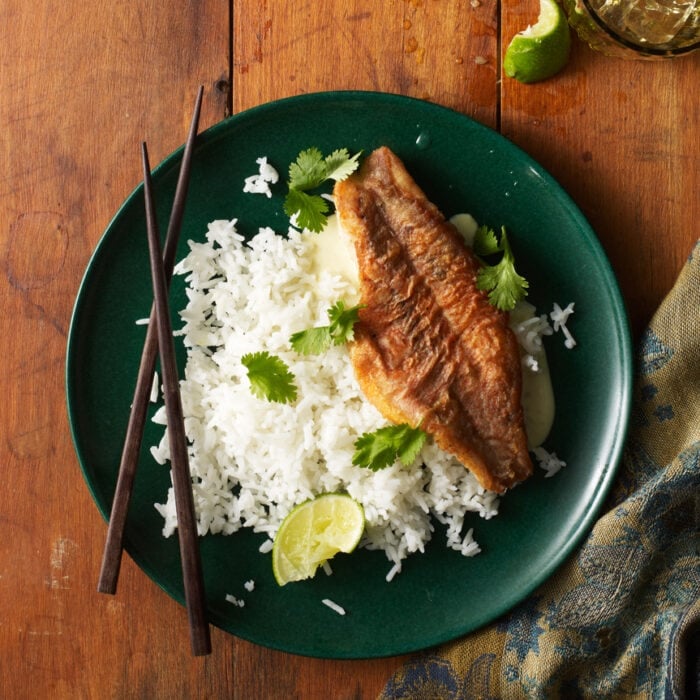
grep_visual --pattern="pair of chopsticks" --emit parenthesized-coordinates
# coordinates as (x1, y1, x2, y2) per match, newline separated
(97, 86, 211, 656)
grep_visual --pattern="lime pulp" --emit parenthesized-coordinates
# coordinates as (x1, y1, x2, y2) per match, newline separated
(272, 493, 365, 586)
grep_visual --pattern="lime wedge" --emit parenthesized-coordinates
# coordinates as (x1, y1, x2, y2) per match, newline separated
(272, 493, 365, 586)
(504, 0, 571, 84)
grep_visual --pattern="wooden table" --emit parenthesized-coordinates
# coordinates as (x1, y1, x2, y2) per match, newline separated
(1, 1, 697, 697)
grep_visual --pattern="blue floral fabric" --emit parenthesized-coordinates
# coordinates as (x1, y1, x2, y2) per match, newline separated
(381, 241, 700, 700)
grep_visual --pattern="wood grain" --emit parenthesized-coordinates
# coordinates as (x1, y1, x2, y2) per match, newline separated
(0, 1, 230, 697)
(1, 0, 697, 697)
(233, 0, 499, 124)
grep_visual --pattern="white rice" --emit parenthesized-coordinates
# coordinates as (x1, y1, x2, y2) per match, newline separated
(242, 157, 279, 198)
(510, 311, 553, 357)
(149, 371, 159, 403)
(152, 220, 500, 574)
(532, 446, 567, 478)
(550, 302, 576, 349)
(322, 598, 346, 615)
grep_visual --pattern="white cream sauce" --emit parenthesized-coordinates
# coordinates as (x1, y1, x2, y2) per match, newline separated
(508, 301, 556, 448)
(304, 214, 360, 302)
(308, 213, 555, 449)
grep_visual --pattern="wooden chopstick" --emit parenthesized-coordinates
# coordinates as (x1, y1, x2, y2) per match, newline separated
(98, 86, 203, 595)
(142, 140, 211, 656)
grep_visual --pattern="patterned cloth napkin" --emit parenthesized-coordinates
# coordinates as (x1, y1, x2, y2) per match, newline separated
(381, 240, 700, 700)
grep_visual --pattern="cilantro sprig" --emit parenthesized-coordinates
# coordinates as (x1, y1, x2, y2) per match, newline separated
(353, 423, 428, 472)
(241, 351, 297, 404)
(473, 225, 529, 312)
(283, 147, 361, 232)
(290, 300, 363, 355)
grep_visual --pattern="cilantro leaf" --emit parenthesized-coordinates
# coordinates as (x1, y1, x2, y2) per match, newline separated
(474, 226, 529, 311)
(353, 429, 398, 472)
(290, 301, 363, 355)
(283, 189, 329, 233)
(289, 326, 332, 356)
(352, 423, 428, 471)
(395, 424, 428, 466)
(288, 147, 328, 191)
(284, 146, 361, 233)
(473, 224, 501, 256)
(241, 351, 297, 404)
(324, 149, 362, 182)
(327, 300, 362, 345)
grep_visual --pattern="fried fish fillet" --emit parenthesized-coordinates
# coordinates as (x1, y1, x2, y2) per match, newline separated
(334, 147, 532, 493)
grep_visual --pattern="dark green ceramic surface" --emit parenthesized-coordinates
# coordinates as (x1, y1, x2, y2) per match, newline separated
(66, 91, 632, 659)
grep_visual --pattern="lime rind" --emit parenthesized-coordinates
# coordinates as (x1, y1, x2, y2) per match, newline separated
(504, 0, 572, 84)
(272, 493, 365, 586)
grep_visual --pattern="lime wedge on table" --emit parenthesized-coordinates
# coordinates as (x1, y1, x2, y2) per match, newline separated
(272, 493, 365, 586)
(504, 0, 571, 84)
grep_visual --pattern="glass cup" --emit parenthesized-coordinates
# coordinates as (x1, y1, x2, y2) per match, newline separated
(562, 0, 700, 58)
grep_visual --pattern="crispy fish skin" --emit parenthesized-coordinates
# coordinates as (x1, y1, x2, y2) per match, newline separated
(334, 147, 532, 493)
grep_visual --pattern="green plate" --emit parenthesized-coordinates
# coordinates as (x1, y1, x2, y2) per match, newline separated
(66, 91, 632, 659)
